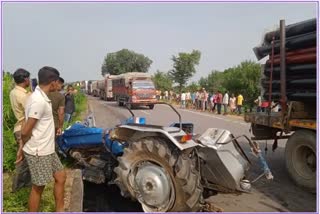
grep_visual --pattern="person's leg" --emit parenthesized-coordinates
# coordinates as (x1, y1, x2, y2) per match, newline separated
(239, 105, 242, 114)
(53, 170, 66, 212)
(12, 132, 31, 192)
(64, 113, 70, 122)
(52, 153, 66, 212)
(29, 185, 45, 211)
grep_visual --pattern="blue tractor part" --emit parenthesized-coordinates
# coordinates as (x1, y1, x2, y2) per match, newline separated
(57, 116, 147, 156)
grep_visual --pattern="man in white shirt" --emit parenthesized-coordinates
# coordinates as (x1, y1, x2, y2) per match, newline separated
(19, 66, 66, 212)
(223, 91, 229, 115)
(180, 92, 186, 109)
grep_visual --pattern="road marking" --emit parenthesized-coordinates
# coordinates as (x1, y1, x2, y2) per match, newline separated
(141, 110, 151, 115)
(180, 109, 249, 126)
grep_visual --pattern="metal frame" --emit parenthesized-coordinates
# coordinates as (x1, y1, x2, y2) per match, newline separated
(124, 102, 182, 132)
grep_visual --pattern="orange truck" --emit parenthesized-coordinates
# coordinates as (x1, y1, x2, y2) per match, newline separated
(112, 72, 157, 109)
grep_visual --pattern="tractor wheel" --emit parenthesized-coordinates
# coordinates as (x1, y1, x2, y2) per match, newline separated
(148, 104, 154, 110)
(285, 129, 316, 190)
(114, 137, 203, 212)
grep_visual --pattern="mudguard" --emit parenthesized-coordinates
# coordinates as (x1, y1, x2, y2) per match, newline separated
(110, 125, 200, 151)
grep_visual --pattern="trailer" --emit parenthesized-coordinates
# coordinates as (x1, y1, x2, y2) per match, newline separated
(245, 19, 316, 191)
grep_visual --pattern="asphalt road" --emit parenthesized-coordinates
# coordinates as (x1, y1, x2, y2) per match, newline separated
(87, 96, 316, 212)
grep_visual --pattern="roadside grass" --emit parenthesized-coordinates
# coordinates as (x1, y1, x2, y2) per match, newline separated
(3, 173, 55, 212)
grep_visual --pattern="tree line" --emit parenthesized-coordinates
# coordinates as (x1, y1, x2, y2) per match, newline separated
(101, 49, 261, 107)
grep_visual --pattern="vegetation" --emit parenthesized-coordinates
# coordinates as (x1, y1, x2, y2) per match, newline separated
(198, 60, 261, 108)
(3, 73, 17, 171)
(152, 70, 173, 92)
(169, 50, 201, 93)
(101, 49, 153, 76)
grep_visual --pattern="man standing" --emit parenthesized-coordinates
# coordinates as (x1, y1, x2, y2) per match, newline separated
(223, 91, 229, 115)
(19, 66, 66, 212)
(64, 85, 76, 123)
(9, 68, 32, 192)
(48, 77, 65, 137)
(180, 91, 186, 109)
(254, 95, 262, 112)
(216, 90, 223, 115)
(237, 93, 244, 114)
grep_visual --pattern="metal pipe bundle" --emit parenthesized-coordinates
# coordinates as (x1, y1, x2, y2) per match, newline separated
(254, 19, 317, 103)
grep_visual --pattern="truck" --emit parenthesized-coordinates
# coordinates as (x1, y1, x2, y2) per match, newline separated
(97, 79, 105, 100)
(245, 19, 316, 191)
(112, 72, 157, 109)
(96, 74, 116, 101)
(91, 80, 99, 97)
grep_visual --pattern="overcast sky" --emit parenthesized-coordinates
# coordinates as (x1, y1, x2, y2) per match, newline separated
(2, 2, 317, 82)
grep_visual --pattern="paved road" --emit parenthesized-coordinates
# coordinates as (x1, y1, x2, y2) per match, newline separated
(87, 96, 316, 212)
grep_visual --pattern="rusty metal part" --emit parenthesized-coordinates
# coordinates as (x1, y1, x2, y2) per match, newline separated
(289, 119, 316, 130)
(201, 202, 223, 212)
(280, 20, 287, 114)
(266, 52, 316, 65)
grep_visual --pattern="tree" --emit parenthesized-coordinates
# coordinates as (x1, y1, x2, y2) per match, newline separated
(186, 82, 200, 92)
(222, 61, 261, 106)
(101, 49, 153, 76)
(169, 50, 201, 93)
(152, 70, 173, 92)
(199, 70, 225, 94)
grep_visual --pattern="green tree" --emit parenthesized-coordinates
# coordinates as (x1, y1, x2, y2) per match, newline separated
(186, 82, 200, 92)
(169, 50, 201, 93)
(101, 49, 153, 75)
(152, 70, 173, 92)
(222, 61, 261, 105)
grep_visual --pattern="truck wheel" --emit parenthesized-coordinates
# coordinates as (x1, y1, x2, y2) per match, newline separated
(114, 137, 202, 212)
(148, 104, 154, 110)
(285, 130, 316, 190)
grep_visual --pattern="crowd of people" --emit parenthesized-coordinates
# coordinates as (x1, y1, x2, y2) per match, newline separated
(9, 67, 77, 212)
(158, 88, 245, 115)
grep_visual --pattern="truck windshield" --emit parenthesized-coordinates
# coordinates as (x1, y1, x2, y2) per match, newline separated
(132, 81, 155, 89)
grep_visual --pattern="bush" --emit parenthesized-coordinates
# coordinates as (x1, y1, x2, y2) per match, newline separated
(3, 73, 17, 172)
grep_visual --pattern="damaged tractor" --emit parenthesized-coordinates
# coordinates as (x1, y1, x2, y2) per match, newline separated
(57, 102, 273, 212)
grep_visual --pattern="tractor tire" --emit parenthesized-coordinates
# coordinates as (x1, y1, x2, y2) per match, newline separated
(285, 129, 316, 190)
(114, 137, 203, 212)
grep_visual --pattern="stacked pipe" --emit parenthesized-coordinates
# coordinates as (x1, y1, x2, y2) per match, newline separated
(253, 18, 317, 103)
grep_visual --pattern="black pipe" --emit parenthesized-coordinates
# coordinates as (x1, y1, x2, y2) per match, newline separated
(253, 31, 316, 60)
(263, 18, 316, 44)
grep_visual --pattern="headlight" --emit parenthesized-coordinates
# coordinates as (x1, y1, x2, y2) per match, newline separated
(152, 95, 156, 99)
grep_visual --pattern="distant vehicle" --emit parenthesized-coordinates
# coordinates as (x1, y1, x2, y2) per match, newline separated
(91, 81, 99, 97)
(97, 74, 117, 101)
(80, 80, 89, 94)
(87, 80, 93, 95)
(112, 72, 157, 109)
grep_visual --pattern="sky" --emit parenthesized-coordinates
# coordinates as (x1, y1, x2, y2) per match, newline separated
(2, 2, 317, 83)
